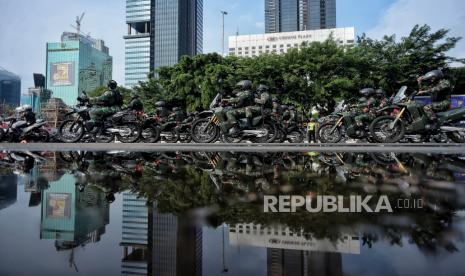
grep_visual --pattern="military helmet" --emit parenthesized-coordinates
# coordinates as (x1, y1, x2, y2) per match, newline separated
(22, 105, 33, 112)
(289, 105, 296, 110)
(421, 69, 444, 82)
(172, 107, 181, 111)
(108, 80, 118, 90)
(281, 105, 288, 110)
(360, 88, 375, 97)
(15, 106, 25, 113)
(235, 80, 252, 91)
(272, 97, 279, 103)
(155, 101, 166, 107)
(375, 88, 386, 98)
(257, 84, 269, 93)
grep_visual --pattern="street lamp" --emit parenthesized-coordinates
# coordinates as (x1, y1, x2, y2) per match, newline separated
(221, 11, 228, 56)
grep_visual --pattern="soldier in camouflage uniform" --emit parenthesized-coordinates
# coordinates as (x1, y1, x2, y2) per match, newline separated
(83, 80, 121, 127)
(354, 88, 380, 127)
(224, 80, 254, 134)
(417, 69, 452, 123)
(126, 92, 144, 112)
(245, 84, 272, 127)
(168, 107, 187, 122)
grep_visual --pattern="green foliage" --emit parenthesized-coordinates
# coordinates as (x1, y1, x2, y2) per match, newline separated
(130, 24, 463, 111)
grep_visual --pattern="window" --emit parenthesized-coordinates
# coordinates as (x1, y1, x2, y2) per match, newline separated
(259, 46, 263, 49)
(229, 48, 235, 51)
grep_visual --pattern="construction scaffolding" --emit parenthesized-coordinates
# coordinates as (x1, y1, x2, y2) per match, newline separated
(40, 98, 69, 128)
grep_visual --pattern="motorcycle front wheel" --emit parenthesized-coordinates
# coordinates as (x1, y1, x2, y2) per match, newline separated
(369, 116, 405, 143)
(318, 123, 342, 143)
(58, 120, 85, 143)
(191, 118, 220, 143)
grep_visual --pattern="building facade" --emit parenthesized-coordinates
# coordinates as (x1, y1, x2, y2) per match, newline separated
(265, 0, 336, 33)
(0, 67, 21, 108)
(229, 27, 354, 57)
(45, 34, 113, 106)
(124, 0, 203, 87)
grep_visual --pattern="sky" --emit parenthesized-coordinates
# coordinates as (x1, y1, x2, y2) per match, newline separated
(0, 0, 464, 94)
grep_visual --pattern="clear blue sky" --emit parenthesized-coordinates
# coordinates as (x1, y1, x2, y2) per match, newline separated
(0, 0, 463, 93)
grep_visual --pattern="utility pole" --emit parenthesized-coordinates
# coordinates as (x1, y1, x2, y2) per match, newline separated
(220, 11, 228, 56)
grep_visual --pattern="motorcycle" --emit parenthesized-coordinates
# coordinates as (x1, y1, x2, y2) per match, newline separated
(369, 86, 465, 143)
(317, 102, 376, 143)
(190, 93, 278, 143)
(0, 117, 49, 142)
(58, 92, 142, 143)
(139, 114, 179, 143)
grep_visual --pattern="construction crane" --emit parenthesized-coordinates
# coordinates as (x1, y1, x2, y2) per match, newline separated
(70, 12, 85, 36)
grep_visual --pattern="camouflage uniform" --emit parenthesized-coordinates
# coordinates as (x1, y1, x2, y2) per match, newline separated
(421, 79, 452, 121)
(168, 108, 186, 122)
(225, 90, 254, 129)
(354, 97, 380, 126)
(88, 89, 121, 122)
(245, 91, 272, 123)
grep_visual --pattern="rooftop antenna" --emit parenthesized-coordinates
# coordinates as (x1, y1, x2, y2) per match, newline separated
(70, 12, 85, 36)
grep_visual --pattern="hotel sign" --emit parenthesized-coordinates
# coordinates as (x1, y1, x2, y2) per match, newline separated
(267, 34, 314, 42)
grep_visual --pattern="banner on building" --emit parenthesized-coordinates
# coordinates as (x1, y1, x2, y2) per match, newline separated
(51, 62, 75, 86)
(46, 193, 71, 218)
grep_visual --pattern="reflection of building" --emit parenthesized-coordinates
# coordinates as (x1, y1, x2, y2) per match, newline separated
(228, 27, 355, 58)
(46, 32, 112, 106)
(0, 67, 21, 109)
(124, 0, 203, 87)
(151, 203, 202, 276)
(121, 192, 149, 276)
(229, 224, 360, 254)
(230, 223, 359, 276)
(265, 0, 336, 33)
(0, 174, 17, 211)
(40, 174, 109, 248)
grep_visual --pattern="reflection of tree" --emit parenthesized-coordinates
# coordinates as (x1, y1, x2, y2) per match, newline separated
(50, 151, 465, 255)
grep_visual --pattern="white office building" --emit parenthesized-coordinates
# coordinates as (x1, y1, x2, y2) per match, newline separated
(228, 27, 355, 58)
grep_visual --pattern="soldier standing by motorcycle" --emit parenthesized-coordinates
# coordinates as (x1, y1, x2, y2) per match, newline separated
(80, 80, 122, 129)
(224, 80, 254, 135)
(417, 69, 452, 128)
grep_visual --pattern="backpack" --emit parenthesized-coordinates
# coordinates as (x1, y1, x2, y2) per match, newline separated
(114, 90, 124, 106)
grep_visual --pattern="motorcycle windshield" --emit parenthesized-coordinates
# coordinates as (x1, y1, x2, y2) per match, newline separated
(393, 86, 408, 104)
(210, 93, 222, 109)
(334, 101, 345, 113)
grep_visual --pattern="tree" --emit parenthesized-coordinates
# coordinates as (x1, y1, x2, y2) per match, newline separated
(133, 24, 463, 111)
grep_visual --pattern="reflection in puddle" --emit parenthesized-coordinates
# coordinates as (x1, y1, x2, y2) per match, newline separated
(1, 151, 465, 275)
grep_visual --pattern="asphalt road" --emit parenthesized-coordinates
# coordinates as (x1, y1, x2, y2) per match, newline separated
(1, 143, 465, 153)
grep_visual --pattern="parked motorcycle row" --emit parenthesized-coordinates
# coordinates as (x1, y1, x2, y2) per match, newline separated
(318, 86, 465, 144)
(1, 87, 464, 144)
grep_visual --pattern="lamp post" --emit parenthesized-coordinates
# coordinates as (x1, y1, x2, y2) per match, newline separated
(221, 11, 228, 56)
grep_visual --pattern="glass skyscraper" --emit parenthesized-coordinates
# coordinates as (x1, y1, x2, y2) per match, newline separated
(265, 0, 336, 33)
(124, 0, 203, 87)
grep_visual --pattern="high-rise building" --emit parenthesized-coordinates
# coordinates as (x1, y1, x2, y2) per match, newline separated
(121, 192, 149, 276)
(151, 203, 202, 276)
(0, 67, 21, 109)
(124, 0, 203, 87)
(265, 0, 336, 33)
(45, 33, 113, 106)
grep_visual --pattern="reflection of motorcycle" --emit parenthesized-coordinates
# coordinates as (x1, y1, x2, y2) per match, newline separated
(0, 117, 49, 142)
(370, 87, 465, 143)
(59, 93, 142, 143)
(191, 93, 278, 143)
